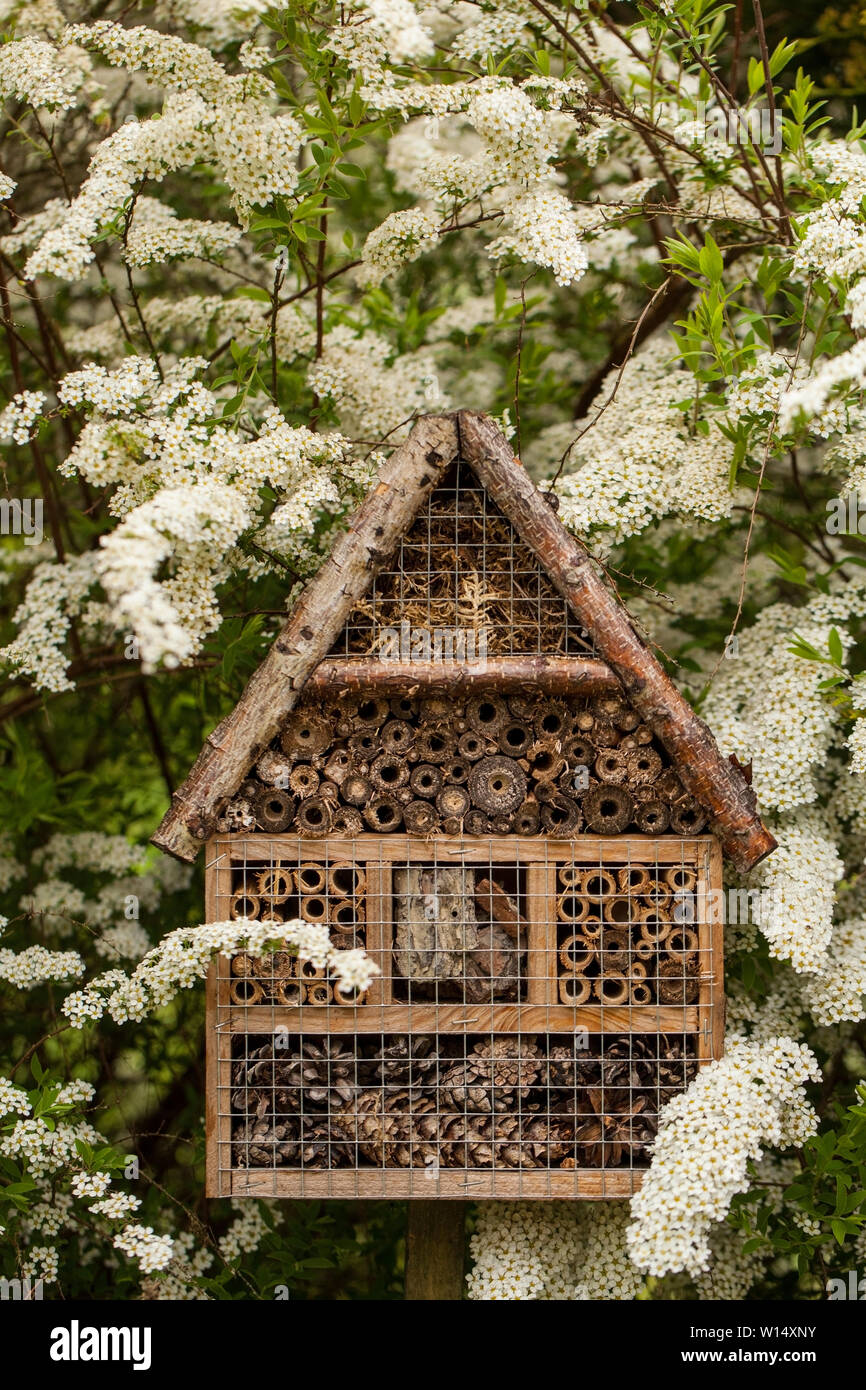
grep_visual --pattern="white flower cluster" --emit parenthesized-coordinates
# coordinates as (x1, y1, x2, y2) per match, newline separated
(627, 1037, 821, 1277)
(89, 1192, 141, 1220)
(0, 551, 100, 693)
(488, 187, 588, 287)
(360, 207, 440, 287)
(0, 35, 90, 109)
(0, 390, 46, 444)
(750, 810, 844, 971)
(70, 1170, 111, 1199)
(546, 340, 735, 545)
(124, 213, 242, 268)
(1, 1114, 103, 1178)
(0, 945, 85, 988)
(218, 1200, 270, 1260)
(113, 1223, 174, 1274)
(467, 1201, 641, 1300)
(803, 917, 866, 1024)
(0, 1076, 33, 1117)
(62, 919, 379, 1028)
(703, 599, 849, 812)
(308, 326, 444, 438)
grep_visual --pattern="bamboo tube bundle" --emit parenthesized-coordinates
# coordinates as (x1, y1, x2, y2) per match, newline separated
(558, 934, 596, 972)
(295, 862, 327, 894)
(230, 890, 260, 920)
(559, 975, 592, 1005)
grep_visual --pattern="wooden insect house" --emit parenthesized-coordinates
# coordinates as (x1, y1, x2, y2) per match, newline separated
(153, 411, 775, 1201)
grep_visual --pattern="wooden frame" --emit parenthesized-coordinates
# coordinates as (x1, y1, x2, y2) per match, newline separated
(206, 832, 724, 1200)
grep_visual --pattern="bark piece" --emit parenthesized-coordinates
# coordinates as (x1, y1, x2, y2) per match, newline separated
(393, 864, 478, 980)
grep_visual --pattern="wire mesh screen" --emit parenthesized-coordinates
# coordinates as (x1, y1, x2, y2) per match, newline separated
(207, 834, 721, 1199)
(326, 456, 596, 659)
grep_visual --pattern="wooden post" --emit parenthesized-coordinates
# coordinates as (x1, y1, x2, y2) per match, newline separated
(405, 1201, 466, 1301)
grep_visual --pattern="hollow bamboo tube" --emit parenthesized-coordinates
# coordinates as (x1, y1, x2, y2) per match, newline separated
(256, 867, 293, 901)
(299, 894, 328, 924)
(229, 977, 265, 1006)
(579, 868, 617, 899)
(593, 970, 629, 1005)
(294, 863, 327, 895)
(558, 935, 596, 973)
(274, 978, 304, 1006)
(556, 892, 589, 924)
(328, 862, 366, 898)
(630, 983, 652, 1005)
(663, 866, 697, 893)
(559, 974, 592, 1005)
(306, 982, 332, 1005)
(229, 890, 260, 920)
(616, 866, 652, 894)
(332, 981, 368, 1006)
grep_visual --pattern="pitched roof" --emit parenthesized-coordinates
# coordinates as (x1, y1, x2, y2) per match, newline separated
(151, 410, 775, 872)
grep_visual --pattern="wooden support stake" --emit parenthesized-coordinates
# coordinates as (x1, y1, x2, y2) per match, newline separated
(405, 1201, 465, 1301)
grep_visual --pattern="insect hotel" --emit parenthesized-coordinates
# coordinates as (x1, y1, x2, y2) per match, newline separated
(153, 412, 775, 1201)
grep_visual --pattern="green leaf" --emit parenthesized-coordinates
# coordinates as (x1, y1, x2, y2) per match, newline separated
(828, 627, 844, 666)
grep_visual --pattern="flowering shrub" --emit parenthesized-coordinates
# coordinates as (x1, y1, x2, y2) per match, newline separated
(2, 0, 866, 1301)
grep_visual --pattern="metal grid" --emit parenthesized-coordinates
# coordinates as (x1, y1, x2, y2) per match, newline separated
(207, 834, 721, 1200)
(328, 457, 596, 659)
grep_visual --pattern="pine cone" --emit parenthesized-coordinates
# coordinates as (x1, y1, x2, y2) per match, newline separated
(334, 1088, 439, 1167)
(359, 1035, 438, 1089)
(232, 1100, 300, 1167)
(439, 1112, 530, 1168)
(440, 1039, 542, 1113)
(274, 1038, 359, 1109)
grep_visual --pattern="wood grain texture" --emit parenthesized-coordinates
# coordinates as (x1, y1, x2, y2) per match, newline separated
(405, 1202, 465, 1300)
(456, 409, 776, 874)
(220, 832, 710, 865)
(231, 1169, 644, 1199)
(152, 415, 460, 860)
(218, 1002, 701, 1034)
